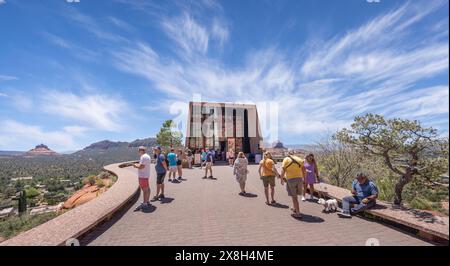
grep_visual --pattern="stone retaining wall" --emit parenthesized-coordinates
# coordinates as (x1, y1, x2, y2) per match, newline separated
(0, 163, 139, 246)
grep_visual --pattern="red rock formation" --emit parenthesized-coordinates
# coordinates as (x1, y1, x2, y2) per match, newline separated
(26, 144, 59, 156)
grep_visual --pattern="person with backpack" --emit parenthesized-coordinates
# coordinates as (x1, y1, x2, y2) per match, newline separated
(203, 148, 215, 179)
(258, 152, 280, 205)
(152, 146, 168, 201)
(280, 152, 306, 218)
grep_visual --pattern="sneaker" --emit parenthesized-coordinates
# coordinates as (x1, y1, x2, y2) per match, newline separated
(158, 194, 165, 199)
(178, 176, 182, 180)
(291, 212, 302, 219)
(168, 178, 172, 182)
(208, 176, 213, 179)
(202, 176, 207, 179)
(238, 192, 245, 196)
(134, 203, 145, 211)
(301, 196, 306, 202)
(151, 196, 159, 202)
(337, 211, 352, 218)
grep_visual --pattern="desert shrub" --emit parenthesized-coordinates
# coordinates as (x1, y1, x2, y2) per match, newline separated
(25, 187, 40, 199)
(83, 175, 97, 186)
(0, 212, 58, 239)
(95, 179, 105, 188)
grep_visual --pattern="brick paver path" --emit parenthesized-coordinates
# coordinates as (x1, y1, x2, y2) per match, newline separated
(82, 164, 432, 246)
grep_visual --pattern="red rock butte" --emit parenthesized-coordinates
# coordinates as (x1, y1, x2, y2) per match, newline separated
(26, 144, 59, 156)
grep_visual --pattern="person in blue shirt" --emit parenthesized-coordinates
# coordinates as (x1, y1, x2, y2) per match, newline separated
(338, 172, 378, 218)
(202, 149, 215, 180)
(152, 146, 168, 201)
(167, 148, 178, 182)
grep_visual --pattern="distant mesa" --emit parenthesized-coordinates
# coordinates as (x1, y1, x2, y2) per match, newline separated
(26, 144, 59, 156)
(83, 140, 128, 150)
(82, 137, 157, 150)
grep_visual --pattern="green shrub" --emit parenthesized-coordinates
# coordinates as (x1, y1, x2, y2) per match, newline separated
(95, 179, 105, 188)
(0, 212, 58, 239)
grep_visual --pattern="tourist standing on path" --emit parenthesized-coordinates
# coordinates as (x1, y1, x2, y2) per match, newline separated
(186, 148, 193, 169)
(176, 149, 183, 181)
(200, 149, 207, 169)
(133, 146, 151, 210)
(227, 149, 235, 166)
(338, 173, 379, 218)
(303, 153, 320, 201)
(167, 148, 178, 182)
(280, 152, 306, 218)
(203, 149, 215, 179)
(258, 152, 280, 205)
(152, 146, 168, 201)
(233, 152, 249, 195)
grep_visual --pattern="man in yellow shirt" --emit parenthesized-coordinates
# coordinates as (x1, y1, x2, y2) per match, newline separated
(258, 152, 280, 205)
(280, 152, 306, 218)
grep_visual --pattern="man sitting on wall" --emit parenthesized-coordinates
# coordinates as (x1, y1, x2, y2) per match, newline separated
(338, 172, 379, 218)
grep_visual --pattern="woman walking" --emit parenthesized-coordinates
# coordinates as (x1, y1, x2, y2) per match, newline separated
(303, 153, 320, 201)
(227, 149, 235, 166)
(258, 152, 280, 205)
(233, 152, 249, 195)
(176, 149, 183, 181)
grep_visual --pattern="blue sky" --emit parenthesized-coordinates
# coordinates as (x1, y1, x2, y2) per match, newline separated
(0, 0, 448, 151)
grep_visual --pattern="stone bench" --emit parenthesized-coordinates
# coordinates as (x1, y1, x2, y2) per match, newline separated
(0, 162, 139, 246)
(312, 183, 449, 243)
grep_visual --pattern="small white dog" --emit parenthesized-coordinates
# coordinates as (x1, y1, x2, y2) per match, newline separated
(318, 198, 338, 212)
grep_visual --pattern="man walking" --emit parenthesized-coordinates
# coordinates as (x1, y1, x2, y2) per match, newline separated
(133, 146, 151, 210)
(338, 172, 379, 218)
(280, 152, 306, 218)
(152, 146, 168, 201)
(203, 148, 215, 179)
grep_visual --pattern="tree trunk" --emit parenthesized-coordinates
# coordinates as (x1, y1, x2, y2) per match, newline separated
(394, 171, 413, 205)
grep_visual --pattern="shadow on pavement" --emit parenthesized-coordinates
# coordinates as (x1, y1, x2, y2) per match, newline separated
(141, 204, 157, 213)
(241, 193, 258, 198)
(79, 190, 140, 246)
(294, 214, 325, 223)
(270, 202, 289, 209)
(160, 197, 175, 204)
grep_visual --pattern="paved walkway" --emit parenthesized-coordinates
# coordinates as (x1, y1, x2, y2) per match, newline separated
(82, 164, 432, 246)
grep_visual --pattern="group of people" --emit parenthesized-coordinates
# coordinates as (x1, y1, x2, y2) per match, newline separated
(133, 145, 379, 219)
(233, 151, 379, 219)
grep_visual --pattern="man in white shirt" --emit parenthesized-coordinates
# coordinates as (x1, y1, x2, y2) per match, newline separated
(133, 146, 151, 210)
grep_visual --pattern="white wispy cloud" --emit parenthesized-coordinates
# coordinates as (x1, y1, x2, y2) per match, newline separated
(41, 91, 129, 132)
(0, 120, 78, 151)
(111, 0, 448, 141)
(0, 0, 5, 6)
(0, 75, 18, 81)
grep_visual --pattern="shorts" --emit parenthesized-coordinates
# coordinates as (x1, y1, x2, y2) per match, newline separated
(205, 162, 212, 168)
(286, 178, 303, 197)
(177, 159, 182, 166)
(261, 175, 275, 187)
(169, 166, 177, 172)
(139, 178, 149, 189)
(156, 173, 166, 184)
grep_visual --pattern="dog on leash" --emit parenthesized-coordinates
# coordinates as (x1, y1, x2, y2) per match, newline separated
(318, 198, 338, 212)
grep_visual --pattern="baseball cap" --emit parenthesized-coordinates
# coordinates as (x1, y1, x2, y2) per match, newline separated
(138, 146, 147, 151)
(153, 146, 162, 151)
